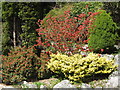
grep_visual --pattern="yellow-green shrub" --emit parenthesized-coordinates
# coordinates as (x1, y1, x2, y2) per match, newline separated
(47, 53, 117, 82)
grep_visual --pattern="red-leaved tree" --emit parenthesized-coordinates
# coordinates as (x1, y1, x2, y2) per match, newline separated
(35, 10, 100, 55)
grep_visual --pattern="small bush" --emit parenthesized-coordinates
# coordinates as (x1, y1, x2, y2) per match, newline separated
(33, 82, 45, 88)
(47, 53, 117, 82)
(88, 10, 118, 53)
(2, 46, 48, 84)
(38, 52, 52, 79)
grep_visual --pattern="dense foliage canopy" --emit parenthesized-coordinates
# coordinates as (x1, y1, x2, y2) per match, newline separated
(1, 2, 119, 85)
(2, 2, 55, 55)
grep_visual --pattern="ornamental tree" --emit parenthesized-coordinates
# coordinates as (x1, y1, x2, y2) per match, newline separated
(36, 10, 99, 55)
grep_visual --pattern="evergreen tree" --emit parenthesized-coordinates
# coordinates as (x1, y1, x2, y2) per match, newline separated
(2, 2, 55, 55)
(88, 10, 118, 53)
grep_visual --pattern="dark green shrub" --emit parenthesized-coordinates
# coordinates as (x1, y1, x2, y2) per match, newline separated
(88, 10, 118, 53)
(70, 2, 103, 17)
(43, 2, 103, 26)
(43, 3, 73, 26)
(2, 46, 48, 84)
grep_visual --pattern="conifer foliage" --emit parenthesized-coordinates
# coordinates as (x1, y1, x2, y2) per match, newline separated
(88, 10, 118, 53)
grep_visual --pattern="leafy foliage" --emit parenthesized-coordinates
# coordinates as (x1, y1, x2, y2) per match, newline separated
(1, 2, 119, 85)
(88, 10, 118, 53)
(2, 46, 48, 84)
(103, 2, 120, 27)
(36, 9, 99, 55)
(47, 53, 117, 83)
(17, 2, 54, 47)
(103, 2, 120, 40)
(2, 2, 20, 55)
(2, 2, 55, 55)
(70, 2, 103, 17)
(44, 3, 73, 19)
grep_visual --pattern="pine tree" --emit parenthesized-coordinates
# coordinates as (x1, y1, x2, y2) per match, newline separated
(88, 10, 118, 53)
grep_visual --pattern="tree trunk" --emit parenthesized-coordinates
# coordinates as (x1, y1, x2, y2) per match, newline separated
(13, 16, 16, 48)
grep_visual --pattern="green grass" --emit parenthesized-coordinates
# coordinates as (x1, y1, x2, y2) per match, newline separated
(33, 82, 45, 88)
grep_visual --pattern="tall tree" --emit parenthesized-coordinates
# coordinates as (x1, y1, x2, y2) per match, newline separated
(2, 2, 55, 55)
(2, 2, 20, 54)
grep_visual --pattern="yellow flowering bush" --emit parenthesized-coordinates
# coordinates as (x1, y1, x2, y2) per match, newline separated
(47, 53, 117, 82)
